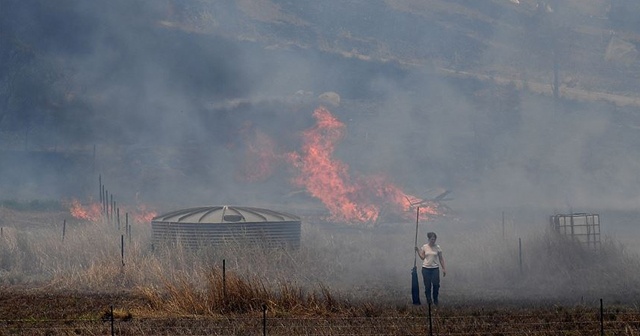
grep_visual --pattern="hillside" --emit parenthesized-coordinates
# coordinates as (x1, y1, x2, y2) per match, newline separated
(163, 0, 640, 103)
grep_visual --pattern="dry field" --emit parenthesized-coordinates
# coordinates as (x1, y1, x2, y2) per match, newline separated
(0, 203, 639, 335)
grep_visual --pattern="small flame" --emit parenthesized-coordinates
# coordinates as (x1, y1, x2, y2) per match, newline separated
(69, 199, 102, 222)
(69, 195, 157, 224)
(131, 203, 157, 223)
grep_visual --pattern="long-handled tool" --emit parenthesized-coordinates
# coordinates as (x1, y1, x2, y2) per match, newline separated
(412, 206, 421, 305)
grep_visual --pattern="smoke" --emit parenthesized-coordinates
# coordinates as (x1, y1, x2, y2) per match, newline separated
(1, 1, 640, 217)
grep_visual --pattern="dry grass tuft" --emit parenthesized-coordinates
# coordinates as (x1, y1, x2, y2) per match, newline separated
(101, 307, 133, 321)
(139, 267, 359, 317)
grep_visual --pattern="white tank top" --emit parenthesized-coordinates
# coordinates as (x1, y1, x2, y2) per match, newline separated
(421, 244, 442, 268)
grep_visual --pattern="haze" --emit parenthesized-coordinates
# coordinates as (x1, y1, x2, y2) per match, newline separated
(2, 1, 640, 238)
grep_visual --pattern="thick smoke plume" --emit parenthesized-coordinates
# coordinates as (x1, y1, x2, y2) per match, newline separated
(2, 1, 640, 224)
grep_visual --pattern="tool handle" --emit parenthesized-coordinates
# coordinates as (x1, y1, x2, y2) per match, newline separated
(414, 207, 419, 267)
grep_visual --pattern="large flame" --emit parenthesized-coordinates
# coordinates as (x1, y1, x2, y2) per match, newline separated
(287, 106, 440, 224)
(72, 106, 441, 226)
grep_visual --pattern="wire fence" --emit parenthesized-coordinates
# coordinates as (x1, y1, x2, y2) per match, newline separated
(1, 304, 639, 335)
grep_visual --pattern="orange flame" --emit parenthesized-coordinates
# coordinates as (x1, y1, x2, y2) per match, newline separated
(286, 106, 441, 224)
(131, 203, 157, 223)
(69, 196, 157, 224)
(69, 199, 102, 222)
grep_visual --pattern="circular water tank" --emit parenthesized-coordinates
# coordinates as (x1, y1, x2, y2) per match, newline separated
(151, 205, 301, 248)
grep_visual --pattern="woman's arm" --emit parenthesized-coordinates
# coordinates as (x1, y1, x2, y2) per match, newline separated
(438, 252, 446, 277)
(415, 246, 425, 260)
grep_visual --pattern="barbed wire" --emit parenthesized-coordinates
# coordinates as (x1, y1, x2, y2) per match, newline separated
(0, 315, 638, 335)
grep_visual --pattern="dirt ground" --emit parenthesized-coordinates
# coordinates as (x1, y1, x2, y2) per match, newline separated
(0, 290, 638, 335)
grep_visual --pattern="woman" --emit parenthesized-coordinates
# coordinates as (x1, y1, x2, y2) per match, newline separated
(415, 232, 446, 305)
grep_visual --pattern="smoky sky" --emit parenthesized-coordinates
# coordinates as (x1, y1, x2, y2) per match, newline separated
(2, 0, 640, 215)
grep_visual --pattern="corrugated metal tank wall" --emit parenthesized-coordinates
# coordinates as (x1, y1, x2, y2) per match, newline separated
(151, 206, 301, 248)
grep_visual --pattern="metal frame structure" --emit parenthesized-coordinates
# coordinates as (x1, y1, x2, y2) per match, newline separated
(549, 213, 601, 249)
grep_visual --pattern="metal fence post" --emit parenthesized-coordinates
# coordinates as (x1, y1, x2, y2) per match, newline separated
(121, 235, 125, 267)
(428, 302, 433, 336)
(600, 298, 604, 336)
(502, 211, 505, 239)
(110, 305, 115, 336)
(518, 238, 522, 274)
(263, 304, 267, 336)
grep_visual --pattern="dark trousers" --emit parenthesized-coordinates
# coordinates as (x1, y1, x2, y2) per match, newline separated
(421, 267, 440, 305)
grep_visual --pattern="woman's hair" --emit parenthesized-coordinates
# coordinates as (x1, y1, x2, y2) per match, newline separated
(427, 232, 437, 239)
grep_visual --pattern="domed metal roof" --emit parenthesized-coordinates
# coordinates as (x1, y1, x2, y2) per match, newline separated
(152, 205, 300, 224)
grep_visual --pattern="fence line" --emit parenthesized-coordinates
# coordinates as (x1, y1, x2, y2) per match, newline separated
(0, 310, 639, 335)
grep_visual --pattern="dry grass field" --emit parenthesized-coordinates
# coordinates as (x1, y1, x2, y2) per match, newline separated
(0, 203, 639, 335)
